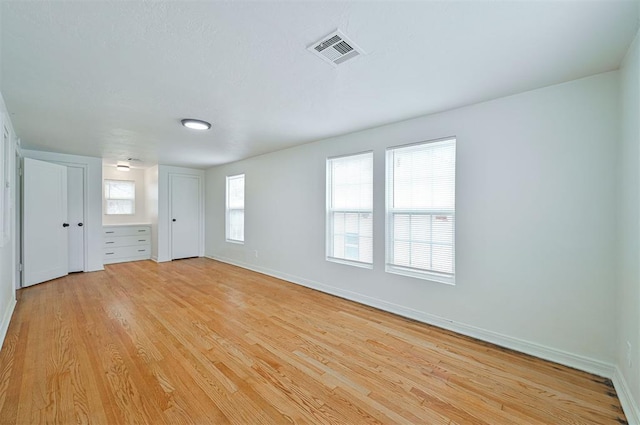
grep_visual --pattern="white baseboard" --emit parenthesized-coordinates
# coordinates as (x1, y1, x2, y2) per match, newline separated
(0, 297, 16, 350)
(613, 366, 640, 425)
(205, 254, 615, 379)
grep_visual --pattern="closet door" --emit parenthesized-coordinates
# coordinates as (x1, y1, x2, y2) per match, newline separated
(23, 158, 68, 287)
(67, 166, 85, 272)
(170, 174, 201, 260)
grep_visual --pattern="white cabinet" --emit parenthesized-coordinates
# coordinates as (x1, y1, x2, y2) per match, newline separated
(103, 225, 151, 264)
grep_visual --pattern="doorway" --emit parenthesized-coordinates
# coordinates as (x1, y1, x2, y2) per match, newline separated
(22, 158, 87, 287)
(15, 152, 21, 290)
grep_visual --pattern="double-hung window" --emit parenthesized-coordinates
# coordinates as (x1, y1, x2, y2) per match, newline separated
(386, 138, 456, 283)
(326, 152, 373, 267)
(104, 179, 135, 215)
(226, 174, 245, 243)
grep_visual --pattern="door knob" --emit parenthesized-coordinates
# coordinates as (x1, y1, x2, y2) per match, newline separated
(78, 223, 83, 227)
(62, 223, 69, 227)
(172, 219, 176, 222)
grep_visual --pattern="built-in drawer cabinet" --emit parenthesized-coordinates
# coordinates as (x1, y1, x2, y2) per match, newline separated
(103, 225, 151, 265)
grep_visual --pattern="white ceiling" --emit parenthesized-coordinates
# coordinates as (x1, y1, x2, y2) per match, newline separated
(1, 1, 638, 169)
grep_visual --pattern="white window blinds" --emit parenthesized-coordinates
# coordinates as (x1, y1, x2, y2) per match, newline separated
(386, 138, 456, 283)
(104, 180, 135, 215)
(226, 174, 245, 242)
(327, 152, 373, 266)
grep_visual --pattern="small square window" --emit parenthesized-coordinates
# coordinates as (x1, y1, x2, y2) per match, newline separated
(104, 180, 135, 215)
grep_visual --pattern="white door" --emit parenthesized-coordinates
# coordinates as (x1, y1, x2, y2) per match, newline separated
(170, 174, 200, 259)
(15, 153, 21, 290)
(67, 166, 85, 272)
(23, 158, 68, 287)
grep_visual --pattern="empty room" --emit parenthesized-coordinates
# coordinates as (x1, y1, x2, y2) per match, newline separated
(0, 0, 638, 423)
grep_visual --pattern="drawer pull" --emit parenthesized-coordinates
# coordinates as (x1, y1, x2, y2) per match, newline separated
(138, 230, 146, 232)
(138, 239, 146, 242)
(105, 231, 115, 234)
(138, 249, 146, 252)
(105, 252, 115, 255)
(105, 242, 115, 244)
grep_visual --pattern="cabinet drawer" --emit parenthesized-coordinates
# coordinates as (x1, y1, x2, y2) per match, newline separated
(103, 226, 150, 237)
(103, 245, 150, 260)
(104, 235, 150, 248)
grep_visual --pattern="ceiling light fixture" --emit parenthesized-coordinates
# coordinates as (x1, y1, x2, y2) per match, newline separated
(116, 164, 130, 172)
(181, 118, 211, 130)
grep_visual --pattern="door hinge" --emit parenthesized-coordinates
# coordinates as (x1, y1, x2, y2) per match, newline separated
(18, 167, 22, 176)
(18, 263, 22, 272)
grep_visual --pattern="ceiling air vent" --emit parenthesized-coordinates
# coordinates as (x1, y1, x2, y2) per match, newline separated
(308, 30, 364, 67)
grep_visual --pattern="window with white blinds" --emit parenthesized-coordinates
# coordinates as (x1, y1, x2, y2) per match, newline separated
(326, 152, 373, 267)
(104, 180, 135, 215)
(386, 138, 456, 283)
(226, 174, 245, 243)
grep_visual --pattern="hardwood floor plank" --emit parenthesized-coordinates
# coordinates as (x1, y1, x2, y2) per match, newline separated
(0, 258, 628, 424)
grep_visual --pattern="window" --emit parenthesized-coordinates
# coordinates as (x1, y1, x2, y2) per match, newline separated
(226, 174, 245, 243)
(104, 179, 135, 215)
(386, 138, 456, 283)
(327, 152, 373, 267)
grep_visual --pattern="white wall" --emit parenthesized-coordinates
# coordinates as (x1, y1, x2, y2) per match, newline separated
(102, 166, 147, 225)
(617, 28, 640, 420)
(22, 149, 103, 272)
(206, 71, 619, 372)
(156, 165, 204, 262)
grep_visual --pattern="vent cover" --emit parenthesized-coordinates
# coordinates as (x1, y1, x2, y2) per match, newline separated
(308, 30, 364, 66)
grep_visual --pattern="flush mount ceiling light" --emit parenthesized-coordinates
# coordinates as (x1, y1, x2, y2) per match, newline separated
(116, 164, 130, 172)
(181, 118, 211, 130)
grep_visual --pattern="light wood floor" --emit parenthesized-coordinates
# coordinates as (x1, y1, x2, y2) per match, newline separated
(0, 258, 626, 424)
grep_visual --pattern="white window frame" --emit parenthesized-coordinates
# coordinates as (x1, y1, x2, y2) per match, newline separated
(226, 174, 245, 244)
(385, 137, 456, 285)
(326, 151, 373, 268)
(104, 179, 135, 215)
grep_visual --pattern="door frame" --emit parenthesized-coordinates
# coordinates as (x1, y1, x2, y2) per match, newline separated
(168, 172, 204, 260)
(15, 149, 21, 290)
(44, 161, 89, 273)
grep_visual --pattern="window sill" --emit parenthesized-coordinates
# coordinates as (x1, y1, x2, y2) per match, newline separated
(385, 265, 455, 285)
(225, 239, 244, 245)
(327, 257, 373, 269)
